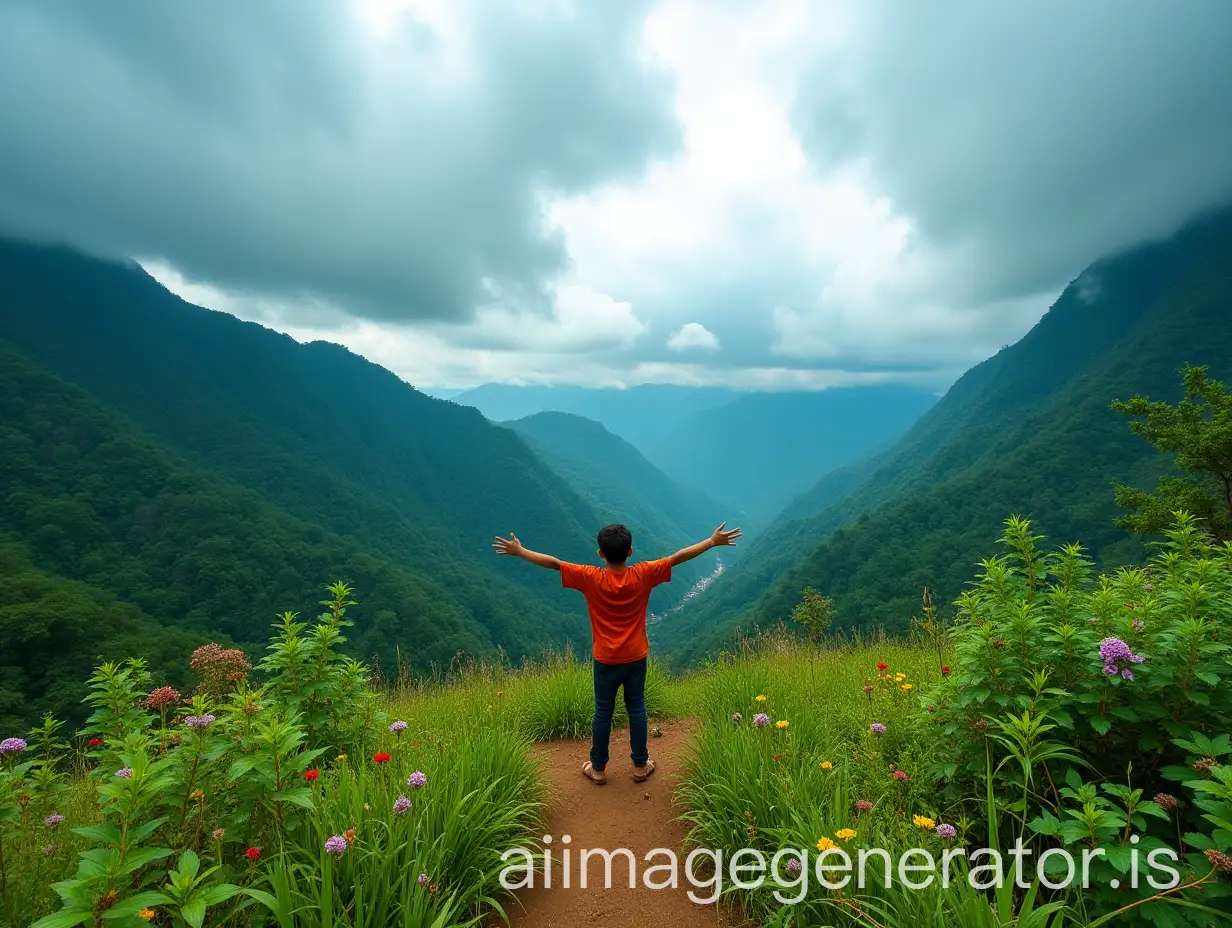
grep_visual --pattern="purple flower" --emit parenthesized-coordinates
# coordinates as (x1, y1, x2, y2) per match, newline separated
(785, 858, 802, 873)
(44, 814, 64, 827)
(390, 720, 408, 734)
(869, 722, 887, 736)
(0, 738, 26, 755)
(183, 714, 216, 729)
(753, 713, 770, 728)
(393, 795, 411, 816)
(408, 770, 427, 788)
(418, 871, 430, 887)
(936, 824, 958, 839)
(115, 767, 133, 779)
(325, 835, 347, 857)
(1099, 637, 1145, 679)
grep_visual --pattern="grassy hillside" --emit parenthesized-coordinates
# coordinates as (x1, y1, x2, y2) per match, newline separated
(662, 207, 1232, 662)
(0, 344, 589, 726)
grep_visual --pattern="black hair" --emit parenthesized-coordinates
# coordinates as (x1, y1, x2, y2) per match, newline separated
(596, 523, 633, 564)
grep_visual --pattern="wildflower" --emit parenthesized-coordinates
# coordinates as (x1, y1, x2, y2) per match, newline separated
(755, 695, 767, 702)
(88, 737, 105, 748)
(303, 768, 320, 781)
(191, 788, 205, 801)
(936, 824, 958, 839)
(835, 828, 857, 841)
(190, 644, 251, 696)
(775, 720, 790, 730)
(1206, 849, 1232, 874)
(1144, 582, 1153, 593)
(394, 795, 411, 815)
(753, 713, 771, 728)
(973, 718, 991, 732)
(773, 754, 782, 765)
(42, 843, 58, 856)
(336, 754, 347, 762)
(44, 814, 64, 827)
(900, 684, 913, 692)
(183, 714, 216, 729)
(1099, 637, 1145, 680)
(141, 686, 182, 710)
(876, 662, 888, 671)
(869, 722, 886, 736)
(863, 683, 872, 694)
(0, 738, 26, 755)
(893, 770, 909, 781)
(913, 815, 936, 830)
(894, 673, 905, 683)
(941, 665, 950, 675)
(926, 705, 936, 713)
(245, 847, 261, 861)
(213, 828, 225, 840)
(785, 858, 802, 873)
(115, 767, 133, 779)
(816, 837, 837, 852)
(390, 720, 408, 734)
(372, 752, 391, 765)
(820, 761, 833, 770)
(418, 872, 430, 887)
(1133, 618, 1145, 630)
(344, 828, 357, 846)
(497, 690, 504, 697)
(230, 671, 245, 681)
(993, 639, 1005, 649)
(408, 770, 428, 788)
(856, 800, 873, 813)
(324, 835, 347, 857)
(1154, 793, 1179, 812)
(139, 909, 156, 921)
(1193, 757, 1218, 775)
(731, 712, 743, 724)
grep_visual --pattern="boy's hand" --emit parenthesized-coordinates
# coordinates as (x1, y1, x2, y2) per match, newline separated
(493, 533, 523, 557)
(710, 522, 742, 547)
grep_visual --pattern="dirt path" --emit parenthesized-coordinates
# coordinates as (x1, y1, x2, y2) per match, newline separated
(503, 719, 745, 928)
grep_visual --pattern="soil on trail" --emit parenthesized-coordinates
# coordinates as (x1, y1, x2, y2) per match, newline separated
(503, 719, 745, 928)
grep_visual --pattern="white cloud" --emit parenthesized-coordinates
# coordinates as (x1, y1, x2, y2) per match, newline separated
(666, 322, 719, 352)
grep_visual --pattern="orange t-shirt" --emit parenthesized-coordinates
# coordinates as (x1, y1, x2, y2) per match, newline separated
(561, 558, 673, 663)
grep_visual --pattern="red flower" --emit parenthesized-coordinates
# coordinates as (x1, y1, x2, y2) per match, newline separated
(372, 753, 391, 765)
(303, 769, 320, 781)
(344, 828, 356, 847)
(993, 639, 1005, 649)
(88, 738, 105, 748)
(876, 662, 889, 671)
(245, 847, 262, 861)
(941, 665, 951, 675)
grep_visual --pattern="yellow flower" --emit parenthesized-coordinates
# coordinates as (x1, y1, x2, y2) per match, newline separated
(191, 788, 205, 800)
(816, 837, 837, 852)
(336, 754, 347, 762)
(486, 705, 493, 712)
(820, 761, 833, 770)
(900, 683, 914, 692)
(138, 910, 156, 922)
(913, 815, 936, 830)
(755, 695, 768, 702)
(775, 720, 790, 729)
(835, 828, 857, 841)
(895, 673, 906, 682)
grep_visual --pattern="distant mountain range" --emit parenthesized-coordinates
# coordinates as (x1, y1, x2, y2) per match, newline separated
(657, 206, 1232, 663)
(456, 383, 938, 524)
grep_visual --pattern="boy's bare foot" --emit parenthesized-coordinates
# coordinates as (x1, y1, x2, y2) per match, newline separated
(582, 761, 607, 785)
(632, 758, 656, 782)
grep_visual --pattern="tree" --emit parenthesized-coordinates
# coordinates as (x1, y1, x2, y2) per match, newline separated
(791, 587, 835, 643)
(1112, 365, 1232, 540)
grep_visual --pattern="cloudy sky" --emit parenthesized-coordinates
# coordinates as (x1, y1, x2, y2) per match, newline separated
(2, 0, 1230, 391)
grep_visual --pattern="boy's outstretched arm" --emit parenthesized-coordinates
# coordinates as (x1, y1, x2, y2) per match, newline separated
(667, 522, 742, 567)
(493, 532, 562, 570)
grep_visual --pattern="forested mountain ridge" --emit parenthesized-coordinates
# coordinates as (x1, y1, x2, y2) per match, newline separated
(0, 238, 612, 612)
(659, 206, 1232, 663)
(0, 343, 591, 729)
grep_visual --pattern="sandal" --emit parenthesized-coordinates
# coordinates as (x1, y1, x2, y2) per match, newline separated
(582, 761, 607, 785)
(632, 759, 656, 783)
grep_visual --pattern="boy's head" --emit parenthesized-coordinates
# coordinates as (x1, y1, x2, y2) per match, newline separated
(596, 523, 633, 565)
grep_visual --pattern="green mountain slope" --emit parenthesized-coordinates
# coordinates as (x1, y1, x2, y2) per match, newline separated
(0, 238, 610, 617)
(0, 344, 588, 726)
(662, 207, 1232, 662)
(648, 387, 937, 523)
(503, 411, 728, 606)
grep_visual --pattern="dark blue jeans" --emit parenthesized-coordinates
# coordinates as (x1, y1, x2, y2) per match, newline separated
(591, 658, 648, 771)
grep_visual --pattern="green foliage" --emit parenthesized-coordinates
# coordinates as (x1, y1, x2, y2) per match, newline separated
(790, 587, 835, 643)
(1113, 365, 1232, 540)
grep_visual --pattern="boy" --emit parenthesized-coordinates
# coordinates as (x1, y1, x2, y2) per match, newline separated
(493, 521, 741, 784)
